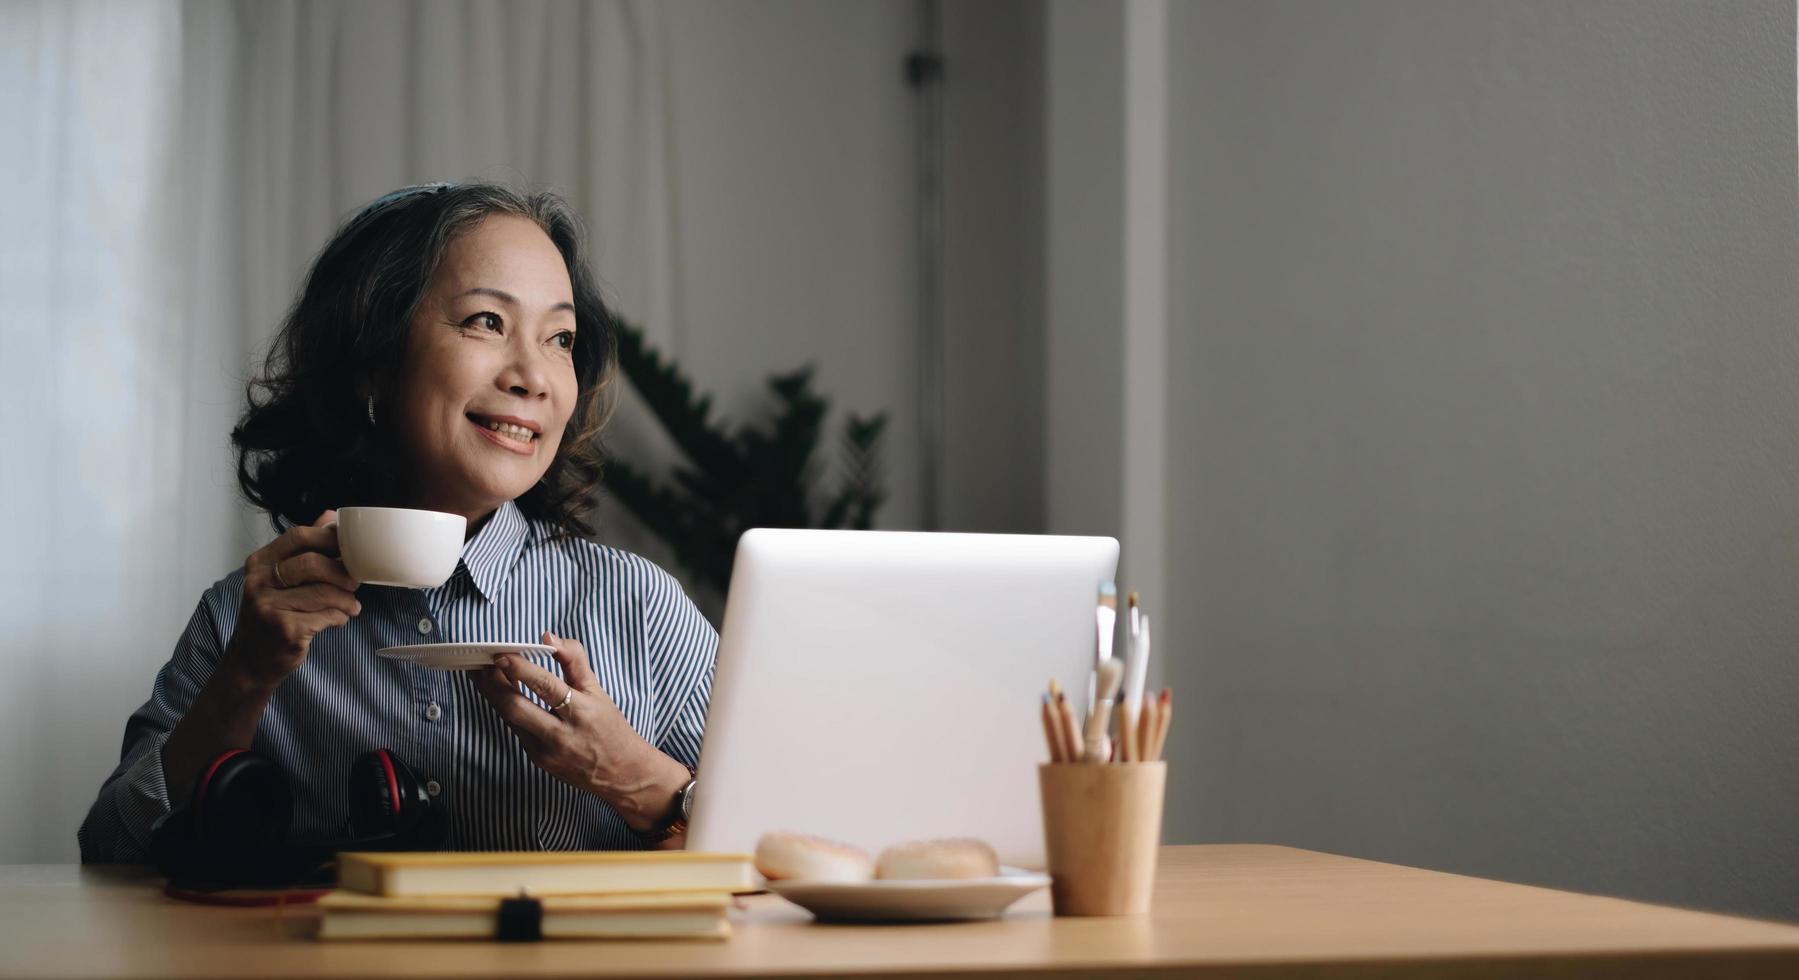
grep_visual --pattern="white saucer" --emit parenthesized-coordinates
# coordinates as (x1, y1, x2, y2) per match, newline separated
(765, 868, 1050, 923)
(375, 642, 556, 670)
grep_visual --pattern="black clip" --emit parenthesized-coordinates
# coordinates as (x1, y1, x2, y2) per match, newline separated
(496, 893, 544, 942)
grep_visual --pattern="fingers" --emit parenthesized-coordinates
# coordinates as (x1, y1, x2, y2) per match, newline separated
(473, 666, 562, 742)
(270, 583, 362, 617)
(495, 654, 572, 709)
(545, 632, 600, 692)
(250, 511, 349, 593)
(247, 606, 353, 653)
(293, 607, 353, 636)
(272, 552, 359, 593)
(263, 520, 341, 563)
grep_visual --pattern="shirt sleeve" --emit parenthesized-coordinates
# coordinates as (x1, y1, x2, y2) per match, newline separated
(78, 588, 230, 863)
(641, 566, 718, 773)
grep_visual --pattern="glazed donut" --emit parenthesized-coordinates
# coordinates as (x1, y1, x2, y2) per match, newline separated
(754, 831, 875, 882)
(874, 838, 999, 880)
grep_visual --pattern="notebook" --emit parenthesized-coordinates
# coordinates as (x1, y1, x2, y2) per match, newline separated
(336, 851, 755, 898)
(317, 890, 732, 941)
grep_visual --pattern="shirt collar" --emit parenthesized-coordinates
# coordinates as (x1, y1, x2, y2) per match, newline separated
(458, 499, 533, 602)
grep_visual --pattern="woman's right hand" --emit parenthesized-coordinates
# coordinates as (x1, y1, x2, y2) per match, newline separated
(224, 509, 362, 688)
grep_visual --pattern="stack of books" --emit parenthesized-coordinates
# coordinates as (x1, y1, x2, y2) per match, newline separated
(317, 850, 755, 941)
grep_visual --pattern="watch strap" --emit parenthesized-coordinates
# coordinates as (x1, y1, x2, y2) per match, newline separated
(630, 769, 695, 845)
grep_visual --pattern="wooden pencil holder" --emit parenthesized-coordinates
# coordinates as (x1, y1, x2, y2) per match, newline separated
(1037, 761, 1165, 916)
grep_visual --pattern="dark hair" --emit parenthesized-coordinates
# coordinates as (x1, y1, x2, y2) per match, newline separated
(232, 182, 617, 539)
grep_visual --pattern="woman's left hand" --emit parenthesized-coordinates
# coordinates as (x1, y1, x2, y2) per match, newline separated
(474, 631, 689, 831)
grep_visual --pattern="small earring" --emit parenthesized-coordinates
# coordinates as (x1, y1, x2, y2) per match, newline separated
(366, 396, 377, 426)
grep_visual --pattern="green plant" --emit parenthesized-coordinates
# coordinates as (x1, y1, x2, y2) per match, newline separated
(604, 320, 888, 596)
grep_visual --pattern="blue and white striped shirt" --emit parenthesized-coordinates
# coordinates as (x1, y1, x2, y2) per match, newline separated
(79, 500, 718, 861)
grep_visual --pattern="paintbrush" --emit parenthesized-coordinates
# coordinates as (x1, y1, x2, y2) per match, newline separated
(1122, 593, 1147, 757)
(1091, 581, 1117, 711)
(1083, 658, 1125, 763)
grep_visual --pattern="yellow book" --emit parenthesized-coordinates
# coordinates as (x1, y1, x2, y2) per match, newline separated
(335, 851, 755, 898)
(317, 889, 733, 941)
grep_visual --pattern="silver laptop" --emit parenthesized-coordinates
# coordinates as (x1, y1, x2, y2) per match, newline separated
(685, 528, 1119, 869)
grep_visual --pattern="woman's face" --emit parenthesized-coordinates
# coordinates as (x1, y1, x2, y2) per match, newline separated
(388, 214, 580, 524)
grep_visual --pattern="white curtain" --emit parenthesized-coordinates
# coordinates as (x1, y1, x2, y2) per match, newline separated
(234, 0, 687, 371)
(0, 0, 679, 862)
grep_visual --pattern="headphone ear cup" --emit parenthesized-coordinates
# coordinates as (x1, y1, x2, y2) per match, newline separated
(384, 752, 447, 848)
(194, 751, 292, 853)
(149, 807, 199, 878)
(348, 748, 403, 838)
(153, 750, 292, 883)
(349, 749, 439, 844)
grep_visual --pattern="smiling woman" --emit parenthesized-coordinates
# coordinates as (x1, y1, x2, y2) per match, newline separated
(387, 216, 586, 523)
(79, 184, 715, 864)
(233, 183, 612, 539)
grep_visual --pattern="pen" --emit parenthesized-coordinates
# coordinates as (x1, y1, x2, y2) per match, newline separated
(1046, 678, 1070, 762)
(1056, 691, 1081, 764)
(1042, 692, 1066, 763)
(1138, 693, 1154, 763)
(1150, 688, 1173, 761)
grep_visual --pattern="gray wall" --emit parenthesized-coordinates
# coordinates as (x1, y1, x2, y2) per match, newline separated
(659, 0, 918, 533)
(659, 0, 1046, 548)
(942, 0, 1046, 534)
(1163, 0, 1799, 920)
(1044, 0, 1126, 539)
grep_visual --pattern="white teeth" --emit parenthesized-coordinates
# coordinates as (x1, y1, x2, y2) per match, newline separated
(482, 420, 534, 442)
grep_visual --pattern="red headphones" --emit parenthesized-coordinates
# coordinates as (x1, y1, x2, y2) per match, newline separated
(150, 747, 447, 888)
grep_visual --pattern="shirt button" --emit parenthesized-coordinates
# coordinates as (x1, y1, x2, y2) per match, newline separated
(424, 702, 442, 722)
(416, 617, 433, 635)
(425, 779, 442, 798)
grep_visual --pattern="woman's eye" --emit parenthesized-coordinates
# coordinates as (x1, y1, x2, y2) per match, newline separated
(465, 312, 502, 332)
(552, 331, 576, 350)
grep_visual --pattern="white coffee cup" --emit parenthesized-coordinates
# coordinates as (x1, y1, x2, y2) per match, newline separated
(336, 507, 467, 588)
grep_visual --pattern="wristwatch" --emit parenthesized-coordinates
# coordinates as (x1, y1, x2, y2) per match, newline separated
(633, 769, 696, 845)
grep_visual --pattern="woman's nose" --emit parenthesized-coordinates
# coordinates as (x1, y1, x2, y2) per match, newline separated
(497, 344, 552, 399)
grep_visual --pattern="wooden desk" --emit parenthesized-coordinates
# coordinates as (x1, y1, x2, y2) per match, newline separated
(4, 845, 1797, 978)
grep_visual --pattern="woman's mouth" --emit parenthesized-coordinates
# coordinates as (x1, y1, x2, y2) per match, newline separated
(467, 413, 539, 454)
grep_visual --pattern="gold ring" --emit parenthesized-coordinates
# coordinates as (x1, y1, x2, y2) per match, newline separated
(549, 688, 575, 713)
(273, 560, 291, 589)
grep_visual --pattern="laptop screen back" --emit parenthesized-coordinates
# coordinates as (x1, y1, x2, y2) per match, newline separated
(685, 528, 1120, 868)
